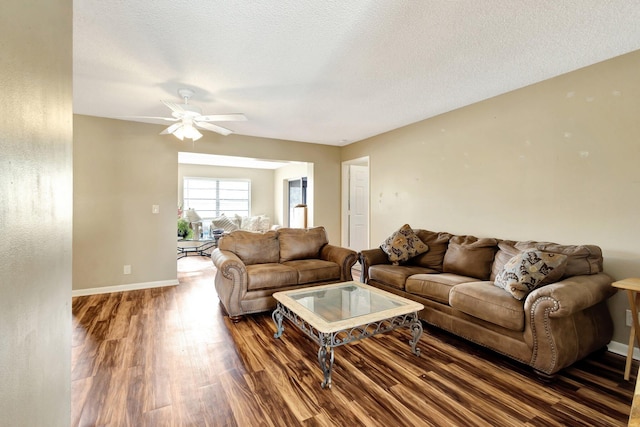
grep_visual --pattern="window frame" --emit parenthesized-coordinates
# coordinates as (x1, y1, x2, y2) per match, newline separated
(182, 176, 251, 220)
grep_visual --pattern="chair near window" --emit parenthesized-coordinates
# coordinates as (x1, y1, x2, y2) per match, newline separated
(186, 208, 203, 240)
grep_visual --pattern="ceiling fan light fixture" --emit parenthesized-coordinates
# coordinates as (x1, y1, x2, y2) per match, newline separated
(173, 126, 186, 140)
(169, 122, 203, 142)
(183, 124, 203, 141)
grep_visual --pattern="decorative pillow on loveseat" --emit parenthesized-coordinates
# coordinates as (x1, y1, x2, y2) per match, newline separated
(241, 215, 262, 231)
(380, 224, 429, 265)
(494, 249, 568, 300)
(239, 214, 271, 232)
(212, 214, 239, 232)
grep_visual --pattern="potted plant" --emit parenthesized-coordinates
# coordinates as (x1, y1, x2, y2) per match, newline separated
(177, 218, 193, 239)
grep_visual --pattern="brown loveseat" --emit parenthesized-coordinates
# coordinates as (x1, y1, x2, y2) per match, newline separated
(212, 226, 357, 322)
(359, 228, 615, 377)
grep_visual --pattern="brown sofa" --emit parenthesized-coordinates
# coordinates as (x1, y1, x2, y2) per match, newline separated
(212, 226, 357, 322)
(359, 228, 616, 377)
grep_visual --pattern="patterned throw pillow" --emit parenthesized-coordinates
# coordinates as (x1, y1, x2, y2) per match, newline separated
(380, 224, 429, 265)
(241, 215, 261, 231)
(494, 250, 568, 300)
(212, 215, 239, 232)
(258, 215, 271, 232)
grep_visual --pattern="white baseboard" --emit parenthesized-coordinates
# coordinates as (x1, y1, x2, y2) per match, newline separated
(72, 279, 179, 297)
(608, 340, 639, 360)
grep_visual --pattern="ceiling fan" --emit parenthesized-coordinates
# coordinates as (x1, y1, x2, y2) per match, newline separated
(133, 88, 247, 141)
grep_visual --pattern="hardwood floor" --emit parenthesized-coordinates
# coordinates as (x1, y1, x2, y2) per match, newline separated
(72, 256, 635, 426)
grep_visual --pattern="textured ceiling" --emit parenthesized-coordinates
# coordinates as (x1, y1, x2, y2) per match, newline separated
(73, 1, 640, 146)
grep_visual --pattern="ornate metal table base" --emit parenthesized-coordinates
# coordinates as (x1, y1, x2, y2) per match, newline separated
(272, 302, 423, 389)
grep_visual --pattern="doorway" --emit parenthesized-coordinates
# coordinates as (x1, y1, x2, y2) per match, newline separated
(341, 157, 369, 252)
(287, 177, 307, 227)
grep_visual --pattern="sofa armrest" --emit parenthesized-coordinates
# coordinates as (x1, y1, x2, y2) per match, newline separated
(358, 248, 389, 283)
(525, 273, 616, 317)
(320, 244, 358, 281)
(523, 273, 615, 375)
(211, 248, 248, 318)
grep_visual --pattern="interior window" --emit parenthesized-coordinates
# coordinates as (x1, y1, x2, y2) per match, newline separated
(183, 177, 250, 220)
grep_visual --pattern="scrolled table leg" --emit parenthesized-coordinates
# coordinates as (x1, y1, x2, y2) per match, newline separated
(409, 314, 423, 357)
(272, 305, 284, 339)
(318, 344, 334, 389)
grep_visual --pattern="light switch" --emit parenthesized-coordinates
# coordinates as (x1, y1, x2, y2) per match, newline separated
(152, 205, 160, 214)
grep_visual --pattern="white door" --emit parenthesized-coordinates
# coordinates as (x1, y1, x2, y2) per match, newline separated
(348, 165, 369, 251)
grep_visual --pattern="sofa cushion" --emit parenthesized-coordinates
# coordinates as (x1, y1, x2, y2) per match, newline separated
(246, 263, 298, 291)
(495, 250, 568, 300)
(369, 265, 436, 290)
(449, 282, 525, 331)
(218, 230, 279, 265)
(406, 273, 477, 304)
(491, 240, 603, 280)
(282, 259, 341, 284)
(443, 235, 498, 280)
(380, 224, 429, 265)
(491, 241, 523, 281)
(278, 227, 328, 262)
(410, 230, 452, 271)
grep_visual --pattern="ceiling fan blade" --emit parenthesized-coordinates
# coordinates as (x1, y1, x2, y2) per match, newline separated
(160, 122, 182, 135)
(161, 100, 185, 114)
(125, 115, 179, 122)
(194, 121, 233, 136)
(197, 113, 247, 122)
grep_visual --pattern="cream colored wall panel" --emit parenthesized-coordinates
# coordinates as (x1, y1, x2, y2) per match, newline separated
(342, 50, 640, 345)
(74, 116, 179, 290)
(0, 1, 72, 425)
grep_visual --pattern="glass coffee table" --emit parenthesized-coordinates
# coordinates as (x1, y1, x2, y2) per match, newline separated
(272, 281, 424, 389)
(176, 238, 217, 259)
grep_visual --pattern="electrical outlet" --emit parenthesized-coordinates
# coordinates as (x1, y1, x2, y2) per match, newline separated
(123, 265, 131, 275)
(152, 205, 160, 214)
(626, 309, 640, 327)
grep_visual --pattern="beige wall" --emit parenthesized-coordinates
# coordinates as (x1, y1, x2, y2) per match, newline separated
(73, 115, 342, 291)
(74, 116, 179, 291)
(178, 163, 276, 220)
(0, 0, 72, 425)
(342, 50, 640, 345)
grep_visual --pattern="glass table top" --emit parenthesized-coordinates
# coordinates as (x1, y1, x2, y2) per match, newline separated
(177, 239, 215, 247)
(286, 282, 407, 323)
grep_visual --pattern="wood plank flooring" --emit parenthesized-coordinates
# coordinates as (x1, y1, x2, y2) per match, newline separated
(72, 256, 636, 426)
